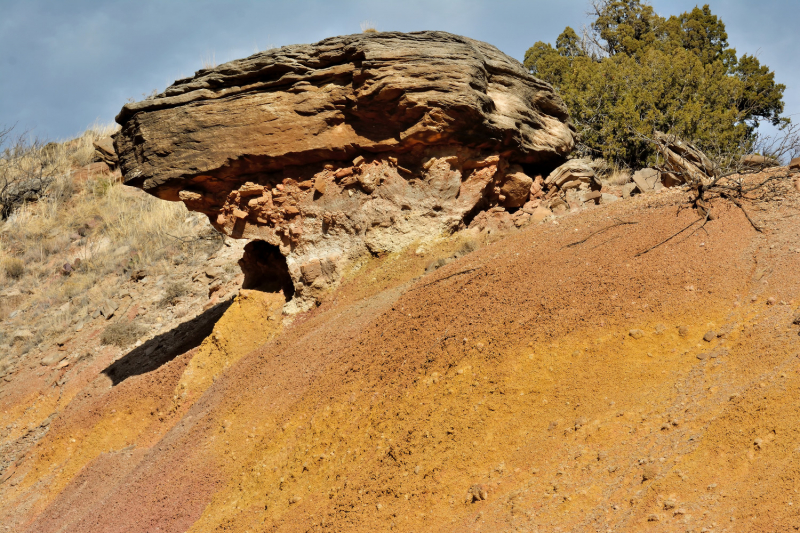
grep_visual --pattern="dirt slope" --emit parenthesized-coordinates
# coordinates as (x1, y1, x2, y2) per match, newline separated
(2, 181, 800, 532)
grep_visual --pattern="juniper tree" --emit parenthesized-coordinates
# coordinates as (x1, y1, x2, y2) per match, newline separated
(524, 1, 787, 168)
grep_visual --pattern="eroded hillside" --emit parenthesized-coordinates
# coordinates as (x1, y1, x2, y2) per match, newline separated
(2, 30, 800, 533)
(1, 175, 799, 531)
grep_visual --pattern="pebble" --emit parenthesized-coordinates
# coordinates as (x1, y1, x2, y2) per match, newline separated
(642, 465, 658, 481)
(678, 326, 689, 337)
(629, 329, 644, 340)
(703, 331, 716, 342)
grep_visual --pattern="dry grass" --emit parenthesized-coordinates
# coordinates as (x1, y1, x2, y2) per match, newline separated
(0, 124, 222, 354)
(602, 166, 632, 186)
(360, 21, 378, 33)
(101, 319, 146, 347)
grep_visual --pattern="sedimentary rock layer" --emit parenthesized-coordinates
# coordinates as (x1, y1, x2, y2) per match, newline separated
(115, 31, 575, 308)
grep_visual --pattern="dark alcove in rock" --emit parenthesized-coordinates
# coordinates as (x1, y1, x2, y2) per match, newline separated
(238, 240, 295, 301)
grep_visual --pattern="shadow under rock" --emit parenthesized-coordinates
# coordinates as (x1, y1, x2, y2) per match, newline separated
(102, 297, 234, 386)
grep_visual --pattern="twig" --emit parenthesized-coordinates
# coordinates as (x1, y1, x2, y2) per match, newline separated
(564, 219, 638, 248)
(410, 267, 481, 291)
(721, 194, 763, 233)
(635, 215, 707, 257)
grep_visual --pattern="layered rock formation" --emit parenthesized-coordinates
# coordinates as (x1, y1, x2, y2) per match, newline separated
(115, 31, 575, 309)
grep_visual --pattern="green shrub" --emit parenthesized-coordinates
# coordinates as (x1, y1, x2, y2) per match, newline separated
(523, 1, 786, 169)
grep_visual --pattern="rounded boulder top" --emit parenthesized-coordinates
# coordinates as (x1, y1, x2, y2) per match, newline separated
(114, 30, 575, 197)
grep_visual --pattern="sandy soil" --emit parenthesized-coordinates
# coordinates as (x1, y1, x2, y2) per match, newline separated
(2, 175, 800, 532)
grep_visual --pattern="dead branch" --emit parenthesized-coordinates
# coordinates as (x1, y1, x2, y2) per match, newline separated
(635, 215, 707, 257)
(411, 267, 481, 291)
(564, 219, 638, 248)
(719, 193, 763, 233)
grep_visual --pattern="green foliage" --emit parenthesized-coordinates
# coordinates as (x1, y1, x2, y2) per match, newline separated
(524, 1, 787, 168)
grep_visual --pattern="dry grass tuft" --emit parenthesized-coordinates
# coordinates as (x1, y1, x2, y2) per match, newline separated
(360, 21, 378, 33)
(101, 319, 146, 347)
(160, 281, 189, 307)
(3, 257, 23, 279)
(0, 123, 223, 355)
(602, 166, 632, 186)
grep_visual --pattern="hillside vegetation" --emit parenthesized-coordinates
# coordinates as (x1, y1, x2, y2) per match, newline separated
(0, 127, 222, 359)
(524, 1, 788, 168)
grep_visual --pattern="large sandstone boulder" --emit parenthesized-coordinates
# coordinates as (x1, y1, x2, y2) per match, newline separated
(115, 31, 575, 311)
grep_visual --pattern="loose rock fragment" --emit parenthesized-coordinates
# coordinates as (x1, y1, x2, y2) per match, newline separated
(629, 329, 644, 340)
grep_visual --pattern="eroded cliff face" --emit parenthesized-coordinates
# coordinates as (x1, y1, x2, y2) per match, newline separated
(114, 31, 575, 309)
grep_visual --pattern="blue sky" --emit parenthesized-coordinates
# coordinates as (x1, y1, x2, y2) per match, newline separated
(0, 0, 797, 142)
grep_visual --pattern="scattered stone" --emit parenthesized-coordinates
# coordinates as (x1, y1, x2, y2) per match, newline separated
(204, 266, 224, 279)
(790, 157, 800, 171)
(622, 182, 638, 199)
(600, 193, 620, 204)
(629, 329, 644, 340)
(467, 484, 488, 503)
(631, 168, 661, 193)
(654, 323, 666, 335)
(101, 299, 120, 319)
(647, 514, 660, 522)
(545, 159, 597, 191)
(740, 154, 778, 169)
(580, 190, 602, 204)
(314, 176, 327, 195)
(678, 326, 689, 337)
(12, 329, 33, 342)
(703, 331, 716, 342)
(642, 465, 658, 482)
(499, 169, 533, 207)
(530, 206, 553, 223)
(92, 136, 118, 168)
(334, 167, 354, 179)
(696, 352, 709, 360)
(40, 352, 66, 366)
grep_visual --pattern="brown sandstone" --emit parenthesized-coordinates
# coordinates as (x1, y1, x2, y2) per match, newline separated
(114, 31, 575, 310)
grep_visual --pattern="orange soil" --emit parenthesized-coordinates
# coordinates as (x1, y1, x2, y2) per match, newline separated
(2, 184, 800, 532)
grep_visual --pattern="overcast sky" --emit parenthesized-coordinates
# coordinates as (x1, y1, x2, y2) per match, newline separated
(1, 0, 797, 142)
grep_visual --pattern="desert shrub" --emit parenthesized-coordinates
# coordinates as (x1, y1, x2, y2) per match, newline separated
(159, 281, 189, 307)
(523, 1, 787, 169)
(101, 320, 146, 347)
(456, 239, 479, 256)
(3, 257, 24, 279)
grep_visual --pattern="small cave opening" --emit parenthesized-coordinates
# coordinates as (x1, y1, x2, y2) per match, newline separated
(237, 240, 295, 301)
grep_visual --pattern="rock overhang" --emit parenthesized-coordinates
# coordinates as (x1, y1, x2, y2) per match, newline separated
(114, 30, 576, 310)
